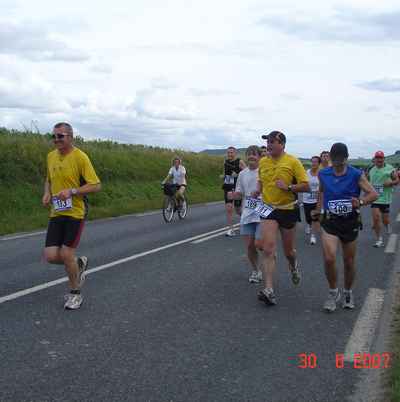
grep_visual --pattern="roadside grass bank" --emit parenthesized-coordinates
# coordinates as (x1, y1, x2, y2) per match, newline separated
(0, 128, 223, 236)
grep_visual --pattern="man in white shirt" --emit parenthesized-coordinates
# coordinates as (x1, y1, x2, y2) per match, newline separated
(228, 146, 263, 283)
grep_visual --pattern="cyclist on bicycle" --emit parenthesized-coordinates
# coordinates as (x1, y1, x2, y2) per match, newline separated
(162, 157, 187, 208)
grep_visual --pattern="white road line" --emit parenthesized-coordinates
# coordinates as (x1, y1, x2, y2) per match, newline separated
(396, 212, 400, 223)
(0, 225, 232, 305)
(0, 231, 46, 241)
(191, 224, 240, 244)
(344, 288, 385, 362)
(384, 234, 398, 254)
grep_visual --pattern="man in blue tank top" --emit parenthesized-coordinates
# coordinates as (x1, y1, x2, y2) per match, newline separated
(312, 143, 378, 312)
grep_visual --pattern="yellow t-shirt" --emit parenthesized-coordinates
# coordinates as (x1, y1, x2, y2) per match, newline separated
(258, 153, 308, 210)
(47, 147, 100, 219)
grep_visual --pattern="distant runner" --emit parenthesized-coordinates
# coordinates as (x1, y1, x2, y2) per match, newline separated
(320, 151, 331, 169)
(303, 156, 321, 245)
(221, 147, 246, 236)
(228, 146, 263, 283)
(313, 143, 377, 312)
(255, 131, 310, 306)
(42, 122, 101, 310)
(368, 151, 399, 247)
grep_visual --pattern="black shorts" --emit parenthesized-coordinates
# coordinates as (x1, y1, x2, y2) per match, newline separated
(45, 216, 85, 248)
(321, 213, 360, 244)
(224, 190, 242, 207)
(303, 203, 317, 225)
(261, 208, 299, 230)
(371, 203, 390, 214)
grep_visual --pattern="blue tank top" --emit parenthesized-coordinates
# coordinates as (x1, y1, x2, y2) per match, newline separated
(319, 165, 362, 214)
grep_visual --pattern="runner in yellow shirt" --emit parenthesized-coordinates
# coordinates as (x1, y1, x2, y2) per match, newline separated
(254, 131, 309, 306)
(42, 122, 101, 310)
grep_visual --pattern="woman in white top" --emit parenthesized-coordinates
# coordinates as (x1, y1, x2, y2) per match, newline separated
(303, 156, 321, 245)
(162, 157, 187, 204)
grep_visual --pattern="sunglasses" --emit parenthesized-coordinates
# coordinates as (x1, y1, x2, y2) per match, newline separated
(52, 133, 70, 140)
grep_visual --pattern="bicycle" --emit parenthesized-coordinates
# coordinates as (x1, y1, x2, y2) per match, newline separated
(162, 183, 188, 223)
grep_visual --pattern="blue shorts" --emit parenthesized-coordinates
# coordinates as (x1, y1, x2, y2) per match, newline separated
(240, 222, 262, 240)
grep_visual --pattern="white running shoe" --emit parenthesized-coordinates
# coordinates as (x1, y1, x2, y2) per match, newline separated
(373, 238, 384, 248)
(64, 293, 83, 310)
(225, 229, 235, 237)
(289, 261, 301, 286)
(342, 291, 355, 309)
(249, 270, 262, 283)
(323, 290, 341, 313)
(310, 234, 317, 245)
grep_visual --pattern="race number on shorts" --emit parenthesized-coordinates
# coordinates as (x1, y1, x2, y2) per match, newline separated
(254, 201, 275, 219)
(52, 196, 72, 212)
(328, 199, 353, 215)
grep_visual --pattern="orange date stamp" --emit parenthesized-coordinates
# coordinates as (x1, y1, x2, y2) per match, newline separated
(297, 352, 392, 369)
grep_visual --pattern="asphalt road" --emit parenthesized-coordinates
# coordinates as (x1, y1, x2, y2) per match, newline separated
(1, 194, 399, 402)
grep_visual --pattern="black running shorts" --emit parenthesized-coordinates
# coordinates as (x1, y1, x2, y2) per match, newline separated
(45, 216, 85, 248)
(261, 208, 298, 230)
(371, 203, 390, 214)
(321, 214, 359, 244)
(303, 203, 317, 225)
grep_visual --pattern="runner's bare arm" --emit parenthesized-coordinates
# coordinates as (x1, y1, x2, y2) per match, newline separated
(276, 180, 310, 193)
(385, 171, 400, 187)
(57, 183, 101, 201)
(239, 159, 247, 170)
(356, 173, 378, 206)
(251, 180, 262, 198)
(311, 183, 323, 219)
(42, 178, 51, 207)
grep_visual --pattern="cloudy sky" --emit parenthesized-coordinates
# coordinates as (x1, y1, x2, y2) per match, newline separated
(1, 0, 400, 157)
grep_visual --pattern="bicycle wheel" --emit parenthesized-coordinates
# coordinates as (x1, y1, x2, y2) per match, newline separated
(162, 196, 175, 223)
(178, 197, 188, 219)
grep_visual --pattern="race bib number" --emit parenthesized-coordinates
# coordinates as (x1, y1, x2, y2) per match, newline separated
(374, 185, 384, 195)
(52, 196, 72, 212)
(255, 201, 274, 219)
(328, 199, 353, 215)
(245, 196, 259, 210)
(309, 191, 319, 200)
(224, 175, 235, 185)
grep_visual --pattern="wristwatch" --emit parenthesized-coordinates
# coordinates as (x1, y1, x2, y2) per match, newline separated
(288, 185, 294, 192)
(359, 199, 364, 206)
(71, 188, 78, 196)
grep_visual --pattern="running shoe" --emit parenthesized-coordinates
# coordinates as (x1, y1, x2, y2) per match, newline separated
(310, 234, 317, 245)
(225, 229, 235, 237)
(64, 293, 83, 310)
(289, 261, 301, 286)
(249, 270, 262, 283)
(323, 290, 341, 313)
(342, 291, 355, 309)
(77, 256, 89, 287)
(257, 289, 277, 306)
(373, 238, 384, 248)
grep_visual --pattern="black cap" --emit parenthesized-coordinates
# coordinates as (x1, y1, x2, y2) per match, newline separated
(261, 130, 286, 144)
(330, 142, 349, 159)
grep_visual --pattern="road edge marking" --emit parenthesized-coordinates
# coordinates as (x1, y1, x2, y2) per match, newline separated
(344, 288, 385, 362)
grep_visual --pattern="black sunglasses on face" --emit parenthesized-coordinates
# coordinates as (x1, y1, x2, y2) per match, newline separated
(52, 133, 70, 140)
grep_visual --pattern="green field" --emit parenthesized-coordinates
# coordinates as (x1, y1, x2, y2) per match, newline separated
(0, 128, 224, 236)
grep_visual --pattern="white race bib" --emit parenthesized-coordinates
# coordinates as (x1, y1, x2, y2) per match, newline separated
(255, 201, 275, 219)
(374, 185, 384, 195)
(52, 196, 72, 212)
(328, 199, 353, 215)
(309, 191, 319, 201)
(224, 175, 235, 185)
(245, 196, 260, 210)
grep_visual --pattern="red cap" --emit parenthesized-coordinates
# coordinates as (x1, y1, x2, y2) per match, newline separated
(374, 151, 384, 158)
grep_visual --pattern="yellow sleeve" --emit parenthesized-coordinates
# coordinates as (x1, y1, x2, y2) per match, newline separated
(79, 152, 100, 185)
(293, 158, 308, 183)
